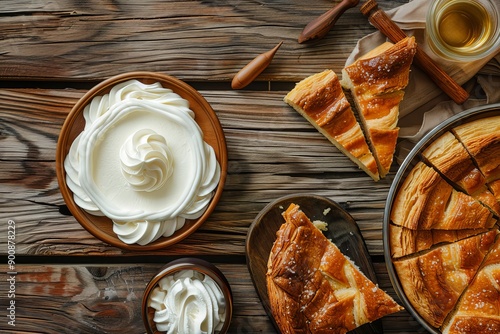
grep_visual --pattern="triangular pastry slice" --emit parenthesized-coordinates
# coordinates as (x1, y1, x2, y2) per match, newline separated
(267, 203, 402, 334)
(422, 131, 500, 216)
(393, 229, 499, 328)
(390, 161, 495, 230)
(284, 69, 380, 181)
(389, 224, 491, 259)
(341, 37, 417, 178)
(442, 234, 500, 333)
(453, 116, 500, 202)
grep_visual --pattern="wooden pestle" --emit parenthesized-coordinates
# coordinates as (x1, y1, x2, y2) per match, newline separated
(298, 0, 360, 43)
(231, 41, 283, 90)
(360, 0, 469, 104)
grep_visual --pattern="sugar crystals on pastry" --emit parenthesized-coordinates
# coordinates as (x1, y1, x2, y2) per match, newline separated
(342, 36, 417, 178)
(442, 233, 500, 333)
(267, 203, 402, 334)
(284, 70, 380, 181)
(393, 230, 499, 328)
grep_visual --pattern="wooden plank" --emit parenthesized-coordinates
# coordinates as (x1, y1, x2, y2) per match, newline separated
(0, 263, 427, 333)
(0, 88, 391, 257)
(0, 0, 404, 81)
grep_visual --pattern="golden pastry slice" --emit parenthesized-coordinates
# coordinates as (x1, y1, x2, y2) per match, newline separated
(389, 224, 491, 259)
(267, 203, 402, 334)
(422, 131, 500, 216)
(393, 229, 499, 328)
(453, 115, 500, 202)
(341, 37, 417, 178)
(284, 69, 380, 181)
(442, 234, 500, 333)
(390, 161, 495, 230)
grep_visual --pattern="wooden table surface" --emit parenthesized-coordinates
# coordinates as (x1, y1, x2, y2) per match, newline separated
(0, 0, 479, 333)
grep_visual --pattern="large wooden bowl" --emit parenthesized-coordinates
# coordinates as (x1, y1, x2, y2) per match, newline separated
(56, 72, 227, 250)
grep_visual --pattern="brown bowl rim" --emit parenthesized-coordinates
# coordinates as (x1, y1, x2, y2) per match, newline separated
(55, 71, 228, 251)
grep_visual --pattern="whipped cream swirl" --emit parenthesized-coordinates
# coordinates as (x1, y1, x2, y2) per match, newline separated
(64, 80, 221, 245)
(149, 270, 226, 334)
(120, 129, 174, 192)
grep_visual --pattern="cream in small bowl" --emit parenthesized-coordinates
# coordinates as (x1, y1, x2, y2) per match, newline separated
(142, 258, 233, 334)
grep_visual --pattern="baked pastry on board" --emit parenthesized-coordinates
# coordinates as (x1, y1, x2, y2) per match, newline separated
(267, 203, 402, 334)
(342, 37, 417, 178)
(442, 234, 500, 333)
(284, 70, 379, 181)
(393, 230, 499, 328)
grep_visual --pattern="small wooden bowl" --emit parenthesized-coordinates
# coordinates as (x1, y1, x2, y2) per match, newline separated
(142, 258, 233, 334)
(55, 72, 227, 250)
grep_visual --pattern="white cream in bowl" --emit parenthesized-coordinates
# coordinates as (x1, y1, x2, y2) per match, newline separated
(64, 80, 221, 245)
(148, 269, 227, 334)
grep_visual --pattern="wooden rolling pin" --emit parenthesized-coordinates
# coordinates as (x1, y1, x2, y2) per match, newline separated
(360, 0, 469, 104)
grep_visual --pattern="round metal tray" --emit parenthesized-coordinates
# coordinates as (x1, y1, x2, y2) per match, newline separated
(383, 103, 500, 334)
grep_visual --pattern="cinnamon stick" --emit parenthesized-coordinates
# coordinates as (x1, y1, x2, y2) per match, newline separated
(360, 0, 469, 104)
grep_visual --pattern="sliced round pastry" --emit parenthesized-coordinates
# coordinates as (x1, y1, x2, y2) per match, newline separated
(284, 69, 380, 181)
(390, 161, 495, 230)
(393, 229, 499, 328)
(442, 233, 500, 333)
(389, 224, 491, 259)
(341, 36, 417, 178)
(421, 131, 500, 216)
(453, 115, 500, 203)
(267, 203, 402, 334)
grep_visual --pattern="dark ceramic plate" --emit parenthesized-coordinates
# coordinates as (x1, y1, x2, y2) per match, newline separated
(384, 103, 500, 334)
(246, 193, 383, 334)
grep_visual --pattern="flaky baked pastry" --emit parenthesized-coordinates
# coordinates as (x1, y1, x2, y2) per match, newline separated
(267, 203, 402, 334)
(390, 161, 495, 230)
(341, 36, 417, 178)
(422, 131, 500, 216)
(453, 115, 500, 202)
(389, 224, 491, 259)
(442, 234, 500, 333)
(284, 70, 379, 181)
(393, 230, 499, 328)
(388, 116, 500, 332)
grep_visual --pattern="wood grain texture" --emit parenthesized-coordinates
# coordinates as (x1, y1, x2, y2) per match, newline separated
(0, 1, 431, 332)
(0, 88, 392, 256)
(0, 0, 403, 81)
(0, 263, 426, 333)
